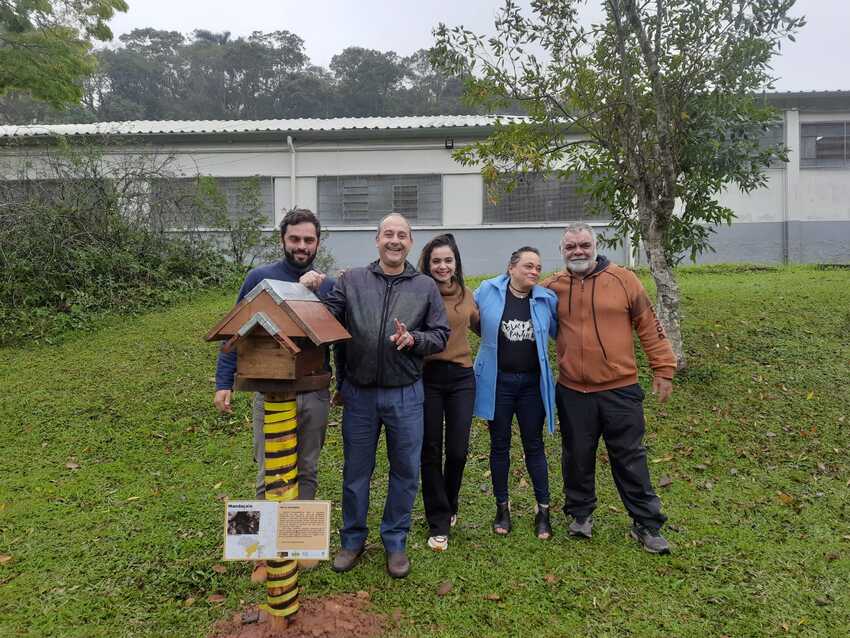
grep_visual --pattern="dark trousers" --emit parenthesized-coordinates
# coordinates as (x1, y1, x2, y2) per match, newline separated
(489, 371, 550, 505)
(339, 380, 424, 553)
(421, 362, 475, 536)
(556, 383, 666, 530)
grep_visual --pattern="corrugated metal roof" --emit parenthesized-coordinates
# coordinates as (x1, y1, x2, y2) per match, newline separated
(0, 115, 526, 139)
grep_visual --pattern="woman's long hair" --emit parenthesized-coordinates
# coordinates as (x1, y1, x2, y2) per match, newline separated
(418, 233, 466, 309)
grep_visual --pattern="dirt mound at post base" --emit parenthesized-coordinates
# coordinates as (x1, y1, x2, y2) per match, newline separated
(209, 594, 386, 638)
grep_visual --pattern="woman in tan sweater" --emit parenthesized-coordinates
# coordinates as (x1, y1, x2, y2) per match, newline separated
(417, 233, 479, 552)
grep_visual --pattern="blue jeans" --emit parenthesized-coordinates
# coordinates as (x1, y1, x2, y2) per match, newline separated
(340, 380, 424, 553)
(489, 371, 550, 505)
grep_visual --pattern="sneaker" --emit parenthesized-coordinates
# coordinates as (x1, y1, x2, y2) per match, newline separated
(331, 546, 365, 572)
(630, 524, 671, 554)
(450, 514, 458, 528)
(427, 535, 448, 552)
(386, 551, 411, 578)
(568, 516, 593, 539)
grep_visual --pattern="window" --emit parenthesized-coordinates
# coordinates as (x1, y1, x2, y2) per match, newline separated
(483, 173, 607, 224)
(152, 176, 275, 228)
(801, 122, 848, 168)
(318, 175, 442, 225)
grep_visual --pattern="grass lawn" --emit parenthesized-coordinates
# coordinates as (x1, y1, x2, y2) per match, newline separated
(1, 265, 849, 637)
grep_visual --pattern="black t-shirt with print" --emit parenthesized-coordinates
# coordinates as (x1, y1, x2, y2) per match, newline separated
(497, 290, 539, 374)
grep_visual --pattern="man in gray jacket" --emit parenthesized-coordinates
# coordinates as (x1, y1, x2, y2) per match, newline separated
(322, 213, 449, 578)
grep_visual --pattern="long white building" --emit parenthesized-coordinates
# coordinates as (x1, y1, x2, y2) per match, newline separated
(1, 90, 848, 273)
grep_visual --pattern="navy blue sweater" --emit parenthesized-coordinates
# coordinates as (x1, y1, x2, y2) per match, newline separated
(214, 260, 335, 390)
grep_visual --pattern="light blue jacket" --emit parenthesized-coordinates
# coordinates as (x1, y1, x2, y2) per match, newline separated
(472, 274, 559, 433)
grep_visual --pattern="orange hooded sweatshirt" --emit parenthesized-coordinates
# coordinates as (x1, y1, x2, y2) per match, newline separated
(543, 257, 676, 393)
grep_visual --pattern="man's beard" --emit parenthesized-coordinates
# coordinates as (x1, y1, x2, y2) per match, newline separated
(565, 252, 597, 274)
(284, 247, 316, 269)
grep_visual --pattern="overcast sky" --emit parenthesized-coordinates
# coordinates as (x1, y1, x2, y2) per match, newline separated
(106, 0, 847, 92)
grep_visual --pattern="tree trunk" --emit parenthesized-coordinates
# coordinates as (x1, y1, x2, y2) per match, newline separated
(643, 221, 687, 371)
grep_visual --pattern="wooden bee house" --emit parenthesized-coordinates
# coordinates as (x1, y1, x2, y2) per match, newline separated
(206, 279, 350, 393)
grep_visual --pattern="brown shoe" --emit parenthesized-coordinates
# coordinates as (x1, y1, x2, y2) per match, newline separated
(385, 551, 410, 579)
(332, 547, 364, 573)
(250, 561, 267, 584)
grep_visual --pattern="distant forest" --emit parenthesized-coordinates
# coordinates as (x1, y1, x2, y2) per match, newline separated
(0, 28, 486, 125)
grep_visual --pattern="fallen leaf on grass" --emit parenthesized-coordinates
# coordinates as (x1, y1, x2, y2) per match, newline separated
(518, 478, 528, 489)
(126, 496, 140, 502)
(212, 564, 227, 574)
(777, 492, 794, 506)
(212, 482, 223, 490)
(825, 552, 840, 561)
(183, 597, 195, 607)
(659, 476, 673, 488)
(484, 593, 501, 601)
(436, 581, 453, 596)
(806, 390, 814, 400)
(207, 593, 225, 603)
(356, 590, 370, 600)
(544, 574, 558, 584)
(0, 554, 12, 565)
(651, 454, 673, 464)
(841, 535, 850, 542)
(65, 461, 80, 470)
(694, 463, 709, 471)
(608, 505, 621, 513)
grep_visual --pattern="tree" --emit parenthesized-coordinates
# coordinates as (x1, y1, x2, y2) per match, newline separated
(330, 47, 405, 116)
(432, 0, 803, 369)
(0, 0, 128, 107)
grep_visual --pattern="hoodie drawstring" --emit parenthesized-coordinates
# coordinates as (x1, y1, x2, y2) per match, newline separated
(590, 277, 608, 361)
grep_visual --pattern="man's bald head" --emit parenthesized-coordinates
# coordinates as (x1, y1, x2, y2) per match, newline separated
(375, 212, 413, 274)
(376, 213, 412, 237)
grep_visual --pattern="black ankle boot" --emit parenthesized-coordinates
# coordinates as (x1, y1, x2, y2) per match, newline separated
(535, 504, 552, 540)
(492, 501, 511, 535)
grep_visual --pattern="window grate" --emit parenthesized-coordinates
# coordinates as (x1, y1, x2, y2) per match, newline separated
(318, 175, 441, 225)
(483, 173, 608, 224)
(801, 122, 849, 168)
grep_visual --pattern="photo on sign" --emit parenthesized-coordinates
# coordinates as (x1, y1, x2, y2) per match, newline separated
(223, 500, 279, 561)
(227, 510, 260, 535)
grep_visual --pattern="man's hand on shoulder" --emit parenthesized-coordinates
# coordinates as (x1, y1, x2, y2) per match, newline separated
(214, 389, 233, 414)
(651, 377, 673, 403)
(299, 270, 327, 291)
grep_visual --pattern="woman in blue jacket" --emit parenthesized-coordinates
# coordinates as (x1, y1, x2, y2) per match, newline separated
(473, 246, 558, 539)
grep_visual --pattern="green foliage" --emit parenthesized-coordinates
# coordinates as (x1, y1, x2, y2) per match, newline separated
(0, 139, 241, 344)
(1, 266, 849, 637)
(0, 0, 128, 107)
(432, 0, 804, 265)
(0, 30, 479, 123)
(196, 175, 277, 268)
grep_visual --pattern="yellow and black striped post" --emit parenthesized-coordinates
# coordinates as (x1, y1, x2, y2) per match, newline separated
(261, 393, 300, 625)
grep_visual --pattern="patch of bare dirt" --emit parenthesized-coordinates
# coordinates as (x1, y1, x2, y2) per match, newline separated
(209, 594, 386, 638)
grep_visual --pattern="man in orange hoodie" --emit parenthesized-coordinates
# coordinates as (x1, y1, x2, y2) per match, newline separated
(543, 223, 676, 554)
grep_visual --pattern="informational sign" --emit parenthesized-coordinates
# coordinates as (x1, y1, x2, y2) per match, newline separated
(223, 500, 331, 561)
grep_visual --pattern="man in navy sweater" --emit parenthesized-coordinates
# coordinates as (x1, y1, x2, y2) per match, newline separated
(213, 209, 334, 574)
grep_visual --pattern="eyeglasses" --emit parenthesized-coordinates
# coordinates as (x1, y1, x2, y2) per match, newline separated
(564, 242, 593, 251)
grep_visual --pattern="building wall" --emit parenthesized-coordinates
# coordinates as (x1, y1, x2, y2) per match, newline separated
(2, 109, 848, 272)
(323, 223, 627, 275)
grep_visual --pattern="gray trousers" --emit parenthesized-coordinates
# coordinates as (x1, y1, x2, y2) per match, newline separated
(252, 389, 331, 499)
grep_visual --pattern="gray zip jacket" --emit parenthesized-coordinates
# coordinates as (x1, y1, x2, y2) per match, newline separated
(323, 260, 450, 387)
